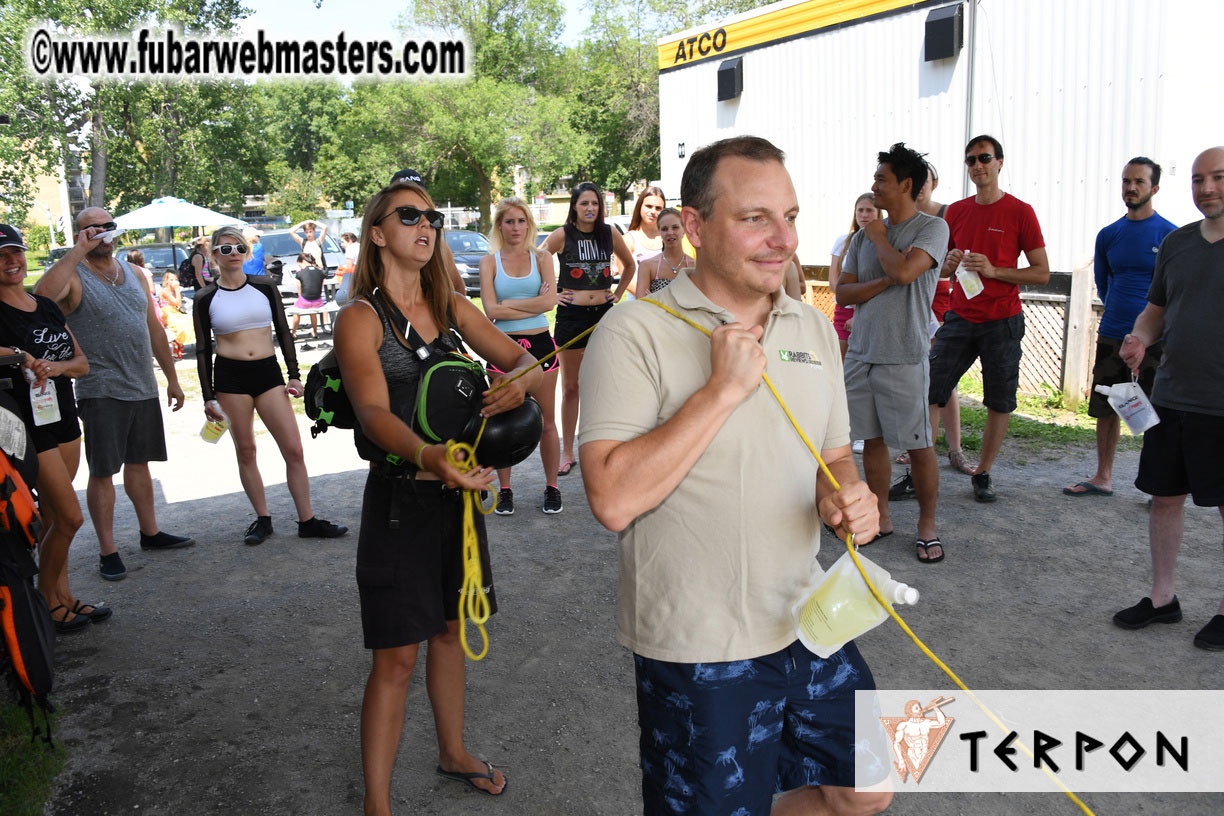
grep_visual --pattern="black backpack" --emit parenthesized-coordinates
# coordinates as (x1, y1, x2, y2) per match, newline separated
(177, 249, 202, 289)
(304, 293, 487, 466)
(0, 391, 55, 746)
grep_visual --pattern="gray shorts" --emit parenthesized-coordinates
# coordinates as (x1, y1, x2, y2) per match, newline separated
(78, 397, 168, 478)
(844, 357, 933, 450)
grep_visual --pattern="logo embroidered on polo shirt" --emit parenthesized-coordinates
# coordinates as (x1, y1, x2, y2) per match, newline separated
(779, 349, 822, 367)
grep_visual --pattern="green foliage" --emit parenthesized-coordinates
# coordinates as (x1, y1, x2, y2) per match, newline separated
(265, 165, 324, 223)
(20, 224, 51, 252)
(0, 701, 66, 816)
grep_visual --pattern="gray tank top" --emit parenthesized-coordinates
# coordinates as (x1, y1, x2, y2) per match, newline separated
(73, 258, 158, 401)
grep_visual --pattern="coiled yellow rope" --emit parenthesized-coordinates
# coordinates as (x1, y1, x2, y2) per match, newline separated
(638, 297, 1095, 815)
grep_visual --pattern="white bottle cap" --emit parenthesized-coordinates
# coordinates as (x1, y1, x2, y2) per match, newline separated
(892, 583, 920, 605)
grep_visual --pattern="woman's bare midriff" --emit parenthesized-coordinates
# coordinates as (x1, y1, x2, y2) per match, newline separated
(559, 288, 612, 306)
(214, 326, 276, 360)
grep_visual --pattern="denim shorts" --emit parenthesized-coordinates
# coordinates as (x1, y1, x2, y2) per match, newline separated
(928, 311, 1025, 413)
(634, 640, 878, 815)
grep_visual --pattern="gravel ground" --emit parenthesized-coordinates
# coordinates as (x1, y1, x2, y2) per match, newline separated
(35, 353, 1224, 815)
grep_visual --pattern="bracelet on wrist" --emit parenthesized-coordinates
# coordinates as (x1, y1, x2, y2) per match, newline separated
(414, 443, 429, 470)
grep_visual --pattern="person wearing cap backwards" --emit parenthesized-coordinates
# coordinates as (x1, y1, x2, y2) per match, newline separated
(335, 175, 542, 809)
(0, 224, 110, 632)
(35, 208, 194, 582)
(389, 168, 467, 295)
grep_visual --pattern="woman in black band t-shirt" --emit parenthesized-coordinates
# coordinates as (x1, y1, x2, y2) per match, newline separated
(540, 181, 636, 475)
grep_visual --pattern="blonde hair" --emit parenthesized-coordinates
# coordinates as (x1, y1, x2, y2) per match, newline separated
(487, 197, 537, 252)
(209, 226, 247, 251)
(350, 181, 452, 333)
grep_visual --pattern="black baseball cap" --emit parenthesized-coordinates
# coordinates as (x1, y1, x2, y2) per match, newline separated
(390, 168, 425, 187)
(0, 224, 27, 250)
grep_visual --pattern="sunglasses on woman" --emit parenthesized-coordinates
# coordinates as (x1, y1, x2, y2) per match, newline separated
(374, 206, 445, 229)
(214, 244, 249, 256)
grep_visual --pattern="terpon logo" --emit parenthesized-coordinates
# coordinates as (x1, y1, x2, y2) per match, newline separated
(879, 696, 956, 783)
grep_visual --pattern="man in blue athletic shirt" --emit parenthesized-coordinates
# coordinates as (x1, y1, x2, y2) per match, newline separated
(1064, 157, 1177, 497)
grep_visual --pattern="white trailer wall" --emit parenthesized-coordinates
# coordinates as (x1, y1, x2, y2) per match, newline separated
(658, 0, 1223, 272)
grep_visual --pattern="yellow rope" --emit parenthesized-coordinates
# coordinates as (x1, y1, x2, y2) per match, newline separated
(446, 322, 600, 661)
(638, 298, 1094, 814)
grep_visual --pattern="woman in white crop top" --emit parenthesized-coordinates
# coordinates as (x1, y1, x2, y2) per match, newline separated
(478, 197, 562, 515)
(193, 226, 347, 547)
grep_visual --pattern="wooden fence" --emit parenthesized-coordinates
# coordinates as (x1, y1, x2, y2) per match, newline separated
(800, 268, 1101, 407)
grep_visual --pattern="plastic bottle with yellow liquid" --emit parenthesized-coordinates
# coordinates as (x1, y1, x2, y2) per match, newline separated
(793, 549, 919, 658)
(200, 400, 230, 443)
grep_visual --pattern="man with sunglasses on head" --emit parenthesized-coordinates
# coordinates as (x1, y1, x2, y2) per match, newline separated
(389, 168, 467, 295)
(929, 135, 1049, 502)
(35, 207, 194, 582)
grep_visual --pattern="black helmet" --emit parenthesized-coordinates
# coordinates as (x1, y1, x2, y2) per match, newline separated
(464, 397, 543, 469)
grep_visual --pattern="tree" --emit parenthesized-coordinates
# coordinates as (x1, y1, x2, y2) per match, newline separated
(265, 164, 325, 223)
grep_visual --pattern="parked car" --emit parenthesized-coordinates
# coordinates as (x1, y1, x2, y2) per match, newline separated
(606, 215, 631, 235)
(445, 230, 489, 297)
(258, 229, 344, 300)
(42, 247, 70, 270)
(115, 242, 190, 287)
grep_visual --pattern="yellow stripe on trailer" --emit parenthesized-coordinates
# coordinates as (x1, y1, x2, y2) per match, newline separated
(657, 0, 920, 71)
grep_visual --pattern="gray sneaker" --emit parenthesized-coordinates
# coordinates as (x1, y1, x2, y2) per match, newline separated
(971, 472, 996, 502)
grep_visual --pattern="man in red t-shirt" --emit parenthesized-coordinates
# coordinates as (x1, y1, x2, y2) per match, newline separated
(929, 135, 1049, 502)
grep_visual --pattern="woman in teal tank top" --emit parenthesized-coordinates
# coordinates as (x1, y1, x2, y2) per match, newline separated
(479, 197, 563, 515)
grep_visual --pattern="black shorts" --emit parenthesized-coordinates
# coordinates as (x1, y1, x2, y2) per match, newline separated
(486, 329, 559, 375)
(31, 414, 82, 454)
(1135, 404, 1224, 506)
(214, 355, 284, 398)
(1087, 336, 1163, 419)
(355, 473, 498, 650)
(553, 301, 613, 349)
(929, 311, 1025, 413)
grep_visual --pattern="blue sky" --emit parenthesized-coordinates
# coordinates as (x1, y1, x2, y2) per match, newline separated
(240, 0, 590, 43)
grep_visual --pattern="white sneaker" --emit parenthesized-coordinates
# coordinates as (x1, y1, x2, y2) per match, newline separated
(852, 439, 865, 454)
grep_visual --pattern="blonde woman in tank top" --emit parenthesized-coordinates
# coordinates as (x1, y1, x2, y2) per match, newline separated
(479, 197, 562, 515)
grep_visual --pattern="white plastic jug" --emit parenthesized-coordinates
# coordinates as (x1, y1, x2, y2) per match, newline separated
(793, 549, 919, 658)
(1094, 378, 1160, 435)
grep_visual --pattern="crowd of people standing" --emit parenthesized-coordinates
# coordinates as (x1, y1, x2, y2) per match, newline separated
(3, 135, 1222, 816)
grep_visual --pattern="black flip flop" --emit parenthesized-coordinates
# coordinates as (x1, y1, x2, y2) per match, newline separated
(436, 761, 507, 796)
(916, 538, 945, 563)
(73, 600, 113, 623)
(558, 459, 577, 476)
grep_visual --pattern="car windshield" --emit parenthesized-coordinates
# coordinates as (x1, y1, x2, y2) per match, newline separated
(261, 232, 343, 257)
(445, 231, 489, 255)
(137, 246, 188, 269)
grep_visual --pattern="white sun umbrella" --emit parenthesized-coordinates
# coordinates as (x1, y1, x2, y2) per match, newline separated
(113, 196, 246, 278)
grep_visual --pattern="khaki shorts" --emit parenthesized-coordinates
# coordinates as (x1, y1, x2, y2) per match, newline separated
(844, 357, 933, 450)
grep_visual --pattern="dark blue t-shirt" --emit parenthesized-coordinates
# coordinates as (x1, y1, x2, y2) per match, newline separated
(1094, 212, 1177, 339)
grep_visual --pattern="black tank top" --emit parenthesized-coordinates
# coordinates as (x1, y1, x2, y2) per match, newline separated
(559, 224, 613, 291)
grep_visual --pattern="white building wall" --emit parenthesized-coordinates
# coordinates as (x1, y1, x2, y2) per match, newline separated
(659, 0, 1221, 272)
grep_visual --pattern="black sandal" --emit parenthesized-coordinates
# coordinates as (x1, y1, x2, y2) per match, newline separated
(49, 604, 91, 634)
(916, 538, 945, 564)
(73, 600, 113, 623)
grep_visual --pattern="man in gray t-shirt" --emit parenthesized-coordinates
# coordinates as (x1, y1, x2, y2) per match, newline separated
(837, 143, 950, 563)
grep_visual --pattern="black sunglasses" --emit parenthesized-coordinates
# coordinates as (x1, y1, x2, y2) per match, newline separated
(374, 206, 445, 229)
(215, 243, 249, 256)
(964, 153, 997, 166)
(84, 221, 118, 232)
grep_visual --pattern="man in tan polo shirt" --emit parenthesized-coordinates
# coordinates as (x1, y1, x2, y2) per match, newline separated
(580, 136, 890, 816)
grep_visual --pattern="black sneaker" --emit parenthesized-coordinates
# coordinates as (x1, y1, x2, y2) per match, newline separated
(542, 486, 563, 515)
(1193, 615, 1224, 651)
(243, 516, 273, 546)
(140, 531, 195, 550)
(1113, 596, 1182, 630)
(99, 552, 127, 581)
(971, 472, 996, 503)
(888, 471, 916, 501)
(494, 488, 515, 515)
(297, 517, 348, 538)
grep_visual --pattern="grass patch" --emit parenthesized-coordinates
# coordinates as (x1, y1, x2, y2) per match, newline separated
(0, 699, 66, 816)
(951, 375, 1143, 453)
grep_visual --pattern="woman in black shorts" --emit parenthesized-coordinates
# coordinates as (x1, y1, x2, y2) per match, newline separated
(0, 224, 106, 633)
(540, 182, 635, 474)
(479, 196, 562, 514)
(334, 179, 541, 808)
(192, 226, 346, 546)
